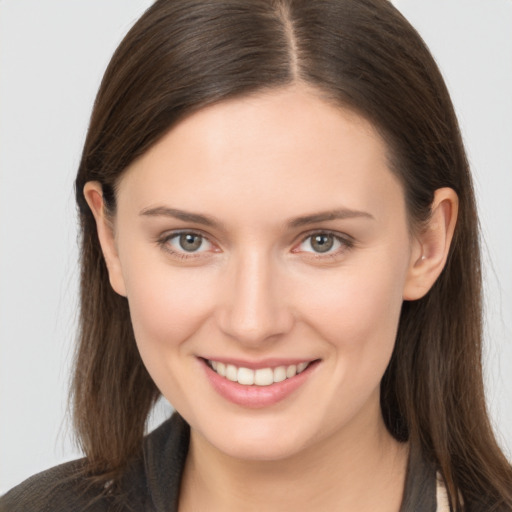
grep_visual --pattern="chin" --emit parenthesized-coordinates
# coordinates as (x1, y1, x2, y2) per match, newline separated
(193, 412, 321, 462)
(214, 433, 308, 462)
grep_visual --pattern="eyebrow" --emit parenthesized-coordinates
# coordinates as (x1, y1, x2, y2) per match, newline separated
(287, 209, 375, 228)
(139, 206, 223, 228)
(140, 205, 374, 229)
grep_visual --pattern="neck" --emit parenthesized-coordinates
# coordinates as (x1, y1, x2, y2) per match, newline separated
(179, 399, 408, 512)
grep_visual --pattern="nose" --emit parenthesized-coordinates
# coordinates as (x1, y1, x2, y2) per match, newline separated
(216, 250, 294, 347)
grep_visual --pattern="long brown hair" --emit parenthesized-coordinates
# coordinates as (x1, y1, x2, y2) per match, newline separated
(73, 0, 512, 508)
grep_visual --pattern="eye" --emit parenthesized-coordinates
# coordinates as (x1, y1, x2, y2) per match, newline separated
(294, 232, 352, 255)
(162, 232, 214, 254)
(304, 233, 337, 253)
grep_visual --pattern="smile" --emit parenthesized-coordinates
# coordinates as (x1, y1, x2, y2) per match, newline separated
(206, 360, 311, 386)
(202, 357, 320, 408)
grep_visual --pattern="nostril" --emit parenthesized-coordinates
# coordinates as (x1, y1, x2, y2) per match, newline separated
(215, 304, 294, 346)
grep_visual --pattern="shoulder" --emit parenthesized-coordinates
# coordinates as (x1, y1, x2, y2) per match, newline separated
(0, 414, 190, 512)
(0, 459, 108, 512)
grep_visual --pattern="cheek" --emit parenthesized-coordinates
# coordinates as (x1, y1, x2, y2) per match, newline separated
(121, 259, 220, 411)
(293, 255, 408, 431)
(121, 255, 216, 356)
(296, 249, 409, 366)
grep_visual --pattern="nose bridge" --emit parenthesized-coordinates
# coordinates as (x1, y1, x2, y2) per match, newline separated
(217, 247, 292, 345)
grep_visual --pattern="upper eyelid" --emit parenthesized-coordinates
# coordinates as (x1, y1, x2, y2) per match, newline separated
(296, 229, 354, 245)
(157, 230, 217, 255)
(289, 231, 354, 259)
(159, 228, 213, 242)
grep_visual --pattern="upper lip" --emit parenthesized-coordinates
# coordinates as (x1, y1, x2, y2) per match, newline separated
(199, 356, 319, 370)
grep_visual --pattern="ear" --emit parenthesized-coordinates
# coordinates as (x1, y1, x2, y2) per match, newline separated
(83, 182, 127, 297)
(403, 187, 458, 301)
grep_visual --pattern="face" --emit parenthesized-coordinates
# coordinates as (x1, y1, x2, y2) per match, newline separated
(93, 86, 423, 461)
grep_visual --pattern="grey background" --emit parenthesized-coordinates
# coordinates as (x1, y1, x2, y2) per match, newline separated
(1, 0, 511, 493)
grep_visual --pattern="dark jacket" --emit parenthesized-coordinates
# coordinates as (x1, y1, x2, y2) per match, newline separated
(0, 413, 439, 511)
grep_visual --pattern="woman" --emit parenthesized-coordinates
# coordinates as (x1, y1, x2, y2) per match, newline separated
(2, 0, 511, 510)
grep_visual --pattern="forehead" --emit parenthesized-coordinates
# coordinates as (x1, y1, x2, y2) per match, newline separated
(118, 86, 404, 225)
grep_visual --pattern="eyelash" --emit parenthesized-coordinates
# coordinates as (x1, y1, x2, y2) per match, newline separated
(156, 229, 354, 261)
(157, 230, 216, 259)
(293, 230, 354, 259)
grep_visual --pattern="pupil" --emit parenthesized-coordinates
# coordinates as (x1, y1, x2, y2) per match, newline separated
(179, 233, 202, 251)
(311, 234, 333, 253)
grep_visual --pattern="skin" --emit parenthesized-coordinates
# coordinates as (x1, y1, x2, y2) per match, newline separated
(85, 85, 458, 511)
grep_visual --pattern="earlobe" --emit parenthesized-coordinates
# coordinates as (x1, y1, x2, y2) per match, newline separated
(403, 187, 459, 301)
(83, 182, 127, 297)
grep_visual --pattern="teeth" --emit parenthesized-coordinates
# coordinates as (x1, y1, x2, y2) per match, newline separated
(254, 368, 274, 386)
(273, 366, 287, 383)
(297, 362, 308, 373)
(237, 367, 254, 385)
(208, 360, 312, 386)
(216, 362, 226, 377)
(226, 364, 238, 382)
(286, 365, 297, 378)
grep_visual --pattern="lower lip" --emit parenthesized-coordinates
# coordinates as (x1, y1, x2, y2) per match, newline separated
(201, 359, 319, 408)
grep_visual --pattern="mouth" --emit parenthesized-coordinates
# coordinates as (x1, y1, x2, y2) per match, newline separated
(200, 357, 320, 408)
(205, 359, 312, 386)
